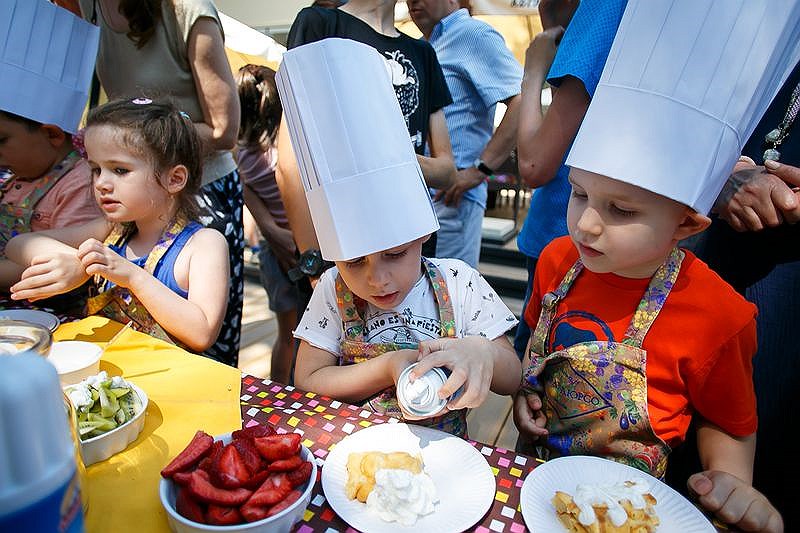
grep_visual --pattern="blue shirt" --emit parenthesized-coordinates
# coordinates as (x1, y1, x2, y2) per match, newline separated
(429, 9, 522, 207)
(517, 0, 627, 259)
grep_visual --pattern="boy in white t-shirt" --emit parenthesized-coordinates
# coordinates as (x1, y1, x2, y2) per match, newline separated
(278, 39, 520, 438)
(294, 235, 520, 437)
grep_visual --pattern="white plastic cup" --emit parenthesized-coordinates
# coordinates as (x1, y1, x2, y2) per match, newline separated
(0, 353, 85, 532)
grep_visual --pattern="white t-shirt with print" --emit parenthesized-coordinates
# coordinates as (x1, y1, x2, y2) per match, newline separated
(294, 258, 518, 355)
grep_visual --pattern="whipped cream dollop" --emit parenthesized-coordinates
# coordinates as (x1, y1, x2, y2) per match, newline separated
(573, 479, 651, 527)
(366, 468, 438, 525)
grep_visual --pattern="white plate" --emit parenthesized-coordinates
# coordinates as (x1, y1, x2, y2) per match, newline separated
(0, 309, 60, 332)
(322, 423, 495, 533)
(520, 455, 715, 532)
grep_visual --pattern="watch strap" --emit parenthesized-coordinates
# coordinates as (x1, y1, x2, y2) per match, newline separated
(474, 159, 495, 176)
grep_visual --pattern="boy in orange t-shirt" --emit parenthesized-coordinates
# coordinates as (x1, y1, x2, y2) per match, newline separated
(513, 1, 790, 531)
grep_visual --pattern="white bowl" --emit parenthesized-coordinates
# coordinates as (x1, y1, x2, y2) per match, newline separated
(159, 433, 317, 533)
(76, 382, 148, 466)
(47, 341, 102, 386)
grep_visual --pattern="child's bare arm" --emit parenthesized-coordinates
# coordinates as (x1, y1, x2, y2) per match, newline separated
(294, 340, 419, 404)
(78, 228, 229, 352)
(415, 335, 522, 410)
(692, 421, 782, 532)
(7, 218, 110, 300)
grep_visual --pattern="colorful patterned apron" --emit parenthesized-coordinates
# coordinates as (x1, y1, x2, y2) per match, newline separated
(523, 248, 684, 478)
(86, 218, 189, 346)
(0, 152, 82, 257)
(336, 258, 468, 437)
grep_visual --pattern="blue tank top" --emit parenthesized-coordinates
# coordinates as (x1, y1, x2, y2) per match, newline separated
(108, 222, 203, 299)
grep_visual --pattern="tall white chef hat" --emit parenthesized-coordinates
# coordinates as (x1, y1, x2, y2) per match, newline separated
(276, 38, 439, 261)
(0, 0, 99, 134)
(567, 0, 800, 214)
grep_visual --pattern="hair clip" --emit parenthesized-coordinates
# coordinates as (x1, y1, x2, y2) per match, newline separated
(72, 128, 88, 159)
(132, 97, 152, 105)
(179, 111, 191, 120)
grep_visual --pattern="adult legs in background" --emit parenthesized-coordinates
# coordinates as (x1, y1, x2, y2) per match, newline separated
(257, 243, 299, 385)
(434, 199, 484, 268)
(513, 255, 538, 359)
(197, 170, 244, 367)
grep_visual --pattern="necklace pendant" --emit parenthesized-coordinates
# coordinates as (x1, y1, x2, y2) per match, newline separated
(763, 148, 781, 162)
(765, 128, 782, 142)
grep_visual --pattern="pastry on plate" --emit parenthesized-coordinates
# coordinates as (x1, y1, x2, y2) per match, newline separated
(552, 480, 659, 533)
(345, 451, 423, 502)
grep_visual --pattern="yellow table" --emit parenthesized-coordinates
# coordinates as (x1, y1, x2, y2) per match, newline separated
(55, 317, 242, 533)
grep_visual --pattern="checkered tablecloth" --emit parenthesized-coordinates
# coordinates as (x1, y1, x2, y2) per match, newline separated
(240, 374, 539, 533)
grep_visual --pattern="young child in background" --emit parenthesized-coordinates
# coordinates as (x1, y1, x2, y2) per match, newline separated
(278, 39, 521, 438)
(236, 64, 299, 384)
(0, 112, 100, 292)
(7, 99, 229, 352)
(513, 2, 788, 530)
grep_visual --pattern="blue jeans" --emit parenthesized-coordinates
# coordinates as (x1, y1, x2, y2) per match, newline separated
(434, 199, 484, 268)
(513, 256, 538, 360)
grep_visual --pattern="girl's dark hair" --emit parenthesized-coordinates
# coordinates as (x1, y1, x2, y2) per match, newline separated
(236, 64, 282, 150)
(118, 0, 163, 49)
(85, 98, 204, 221)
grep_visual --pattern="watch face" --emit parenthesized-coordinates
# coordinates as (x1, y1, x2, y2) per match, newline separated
(300, 251, 323, 275)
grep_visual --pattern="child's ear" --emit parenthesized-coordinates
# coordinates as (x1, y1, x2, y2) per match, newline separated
(674, 209, 711, 241)
(165, 164, 189, 194)
(41, 124, 67, 148)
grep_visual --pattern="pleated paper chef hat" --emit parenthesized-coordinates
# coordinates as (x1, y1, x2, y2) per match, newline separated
(276, 38, 438, 261)
(567, 0, 800, 214)
(0, 0, 99, 134)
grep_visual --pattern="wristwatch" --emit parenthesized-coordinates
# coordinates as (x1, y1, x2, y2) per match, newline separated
(473, 158, 495, 177)
(287, 249, 332, 282)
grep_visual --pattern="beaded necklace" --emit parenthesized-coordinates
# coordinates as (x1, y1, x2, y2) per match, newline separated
(762, 80, 800, 163)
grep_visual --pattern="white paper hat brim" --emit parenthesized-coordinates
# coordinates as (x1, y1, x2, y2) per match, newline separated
(0, 0, 99, 133)
(568, 85, 738, 214)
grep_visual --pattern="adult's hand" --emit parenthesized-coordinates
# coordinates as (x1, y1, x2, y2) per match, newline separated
(523, 26, 565, 83)
(435, 167, 484, 207)
(713, 160, 800, 231)
(538, 0, 579, 31)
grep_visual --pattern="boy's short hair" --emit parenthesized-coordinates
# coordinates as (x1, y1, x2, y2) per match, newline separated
(0, 110, 43, 131)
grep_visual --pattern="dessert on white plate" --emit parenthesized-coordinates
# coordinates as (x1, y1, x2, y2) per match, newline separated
(552, 479, 659, 533)
(345, 450, 438, 525)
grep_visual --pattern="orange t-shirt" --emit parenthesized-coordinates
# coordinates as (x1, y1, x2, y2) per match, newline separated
(524, 236, 758, 448)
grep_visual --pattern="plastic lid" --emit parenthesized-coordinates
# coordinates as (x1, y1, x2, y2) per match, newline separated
(0, 353, 75, 515)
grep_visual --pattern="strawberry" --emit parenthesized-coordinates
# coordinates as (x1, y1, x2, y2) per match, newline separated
(267, 489, 303, 517)
(175, 487, 206, 524)
(210, 444, 251, 489)
(253, 433, 301, 462)
(239, 502, 270, 523)
(232, 424, 275, 441)
(246, 472, 292, 506)
(161, 430, 214, 478)
(243, 469, 271, 491)
(173, 471, 193, 486)
(205, 504, 242, 526)
(287, 461, 314, 488)
(267, 454, 303, 472)
(187, 470, 252, 506)
(231, 438, 263, 474)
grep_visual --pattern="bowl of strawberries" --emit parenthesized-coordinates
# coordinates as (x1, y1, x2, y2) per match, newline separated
(159, 424, 317, 533)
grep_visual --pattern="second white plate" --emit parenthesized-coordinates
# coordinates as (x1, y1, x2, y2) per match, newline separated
(520, 455, 715, 532)
(322, 422, 495, 533)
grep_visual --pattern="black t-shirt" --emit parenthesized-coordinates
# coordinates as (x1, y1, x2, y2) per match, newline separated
(287, 7, 452, 155)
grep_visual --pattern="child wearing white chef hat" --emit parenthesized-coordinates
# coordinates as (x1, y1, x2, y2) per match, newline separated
(277, 38, 520, 438)
(514, 0, 796, 529)
(0, 0, 100, 285)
